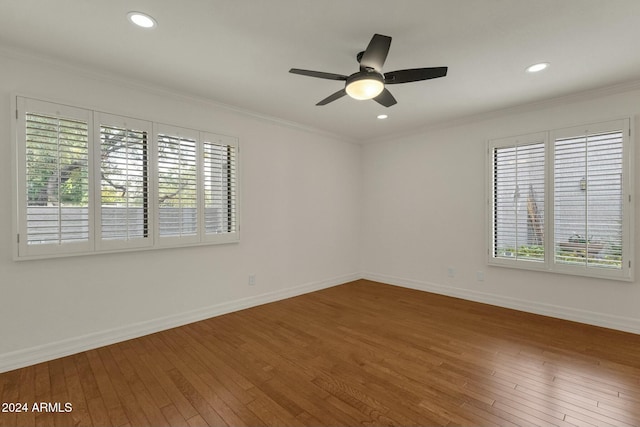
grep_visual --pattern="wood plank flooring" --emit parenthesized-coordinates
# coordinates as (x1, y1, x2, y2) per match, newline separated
(1, 279, 639, 426)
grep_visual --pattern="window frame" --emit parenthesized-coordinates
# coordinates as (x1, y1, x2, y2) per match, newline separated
(13, 96, 240, 260)
(487, 119, 633, 281)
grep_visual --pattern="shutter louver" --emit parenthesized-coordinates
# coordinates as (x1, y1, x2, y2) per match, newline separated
(493, 142, 545, 261)
(554, 130, 623, 269)
(204, 140, 237, 235)
(25, 113, 90, 245)
(158, 133, 198, 237)
(100, 124, 149, 242)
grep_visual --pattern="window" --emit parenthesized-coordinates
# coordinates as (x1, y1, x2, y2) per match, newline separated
(488, 119, 632, 281)
(202, 133, 238, 242)
(14, 97, 239, 259)
(96, 113, 152, 251)
(17, 99, 93, 258)
(492, 133, 546, 263)
(156, 125, 199, 244)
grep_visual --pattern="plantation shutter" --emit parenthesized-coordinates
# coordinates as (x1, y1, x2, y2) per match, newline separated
(553, 124, 625, 270)
(202, 134, 238, 242)
(491, 136, 545, 262)
(489, 120, 631, 280)
(16, 96, 241, 260)
(18, 98, 93, 257)
(156, 125, 199, 243)
(96, 113, 152, 250)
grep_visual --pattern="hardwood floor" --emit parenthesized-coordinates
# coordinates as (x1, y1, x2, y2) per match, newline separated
(1, 279, 639, 426)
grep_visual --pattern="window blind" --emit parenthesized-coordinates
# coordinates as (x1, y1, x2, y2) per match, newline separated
(203, 139, 237, 235)
(489, 119, 631, 280)
(554, 130, 623, 269)
(16, 96, 240, 260)
(493, 142, 545, 261)
(99, 124, 149, 241)
(25, 112, 90, 245)
(157, 132, 198, 237)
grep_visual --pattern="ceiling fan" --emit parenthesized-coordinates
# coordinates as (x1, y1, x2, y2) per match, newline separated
(289, 33, 448, 107)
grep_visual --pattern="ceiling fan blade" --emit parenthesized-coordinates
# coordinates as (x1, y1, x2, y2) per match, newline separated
(373, 88, 397, 107)
(289, 68, 348, 81)
(359, 34, 392, 72)
(316, 89, 347, 106)
(384, 67, 448, 84)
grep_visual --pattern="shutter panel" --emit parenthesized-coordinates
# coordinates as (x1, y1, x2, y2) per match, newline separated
(554, 130, 624, 269)
(96, 113, 152, 250)
(203, 135, 238, 239)
(492, 141, 545, 262)
(157, 127, 199, 242)
(23, 105, 92, 254)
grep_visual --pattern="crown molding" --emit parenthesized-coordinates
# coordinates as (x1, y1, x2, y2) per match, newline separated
(364, 78, 640, 144)
(4, 44, 640, 147)
(0, 45, 357, 145)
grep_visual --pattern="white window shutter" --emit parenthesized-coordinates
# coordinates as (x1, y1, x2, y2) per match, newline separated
(155, 125, 200, 245)
(202, 133, 239, 243)
(552, 122, 627, 273)
(95, 113, 153, 251)
(15, 97, 240, 260)
(490, 135, 546, 263)
(18, 98, 94, 258)
(489, 119, 632, 280)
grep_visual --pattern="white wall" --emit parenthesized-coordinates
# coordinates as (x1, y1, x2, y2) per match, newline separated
(0, 50, 362, 372)
(361, 86, 640, 334)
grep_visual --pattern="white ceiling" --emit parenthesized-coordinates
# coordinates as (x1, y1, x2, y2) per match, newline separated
(2, 0, 640, 142)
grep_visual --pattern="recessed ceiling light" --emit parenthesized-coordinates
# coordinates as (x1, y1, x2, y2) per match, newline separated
(127, 11, 157, 28)
(377, 114, 388, 120)
(526, 62, 549, 73)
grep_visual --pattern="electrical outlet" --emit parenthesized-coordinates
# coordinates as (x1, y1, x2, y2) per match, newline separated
(476, 271, 485, 282)
(248, 274, 256, 286)
(447, 267, 456, 278)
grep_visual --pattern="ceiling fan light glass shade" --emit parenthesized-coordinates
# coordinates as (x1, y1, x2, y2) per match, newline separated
(345, 75, 384, 100)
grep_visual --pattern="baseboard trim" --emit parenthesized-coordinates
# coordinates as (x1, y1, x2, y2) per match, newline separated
(0, 272, 359, 373)
(362, 272, 640, 335)
(5, 271, 637, 373)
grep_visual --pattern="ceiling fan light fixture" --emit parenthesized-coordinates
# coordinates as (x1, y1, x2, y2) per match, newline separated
(345, 74, 384, 100)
